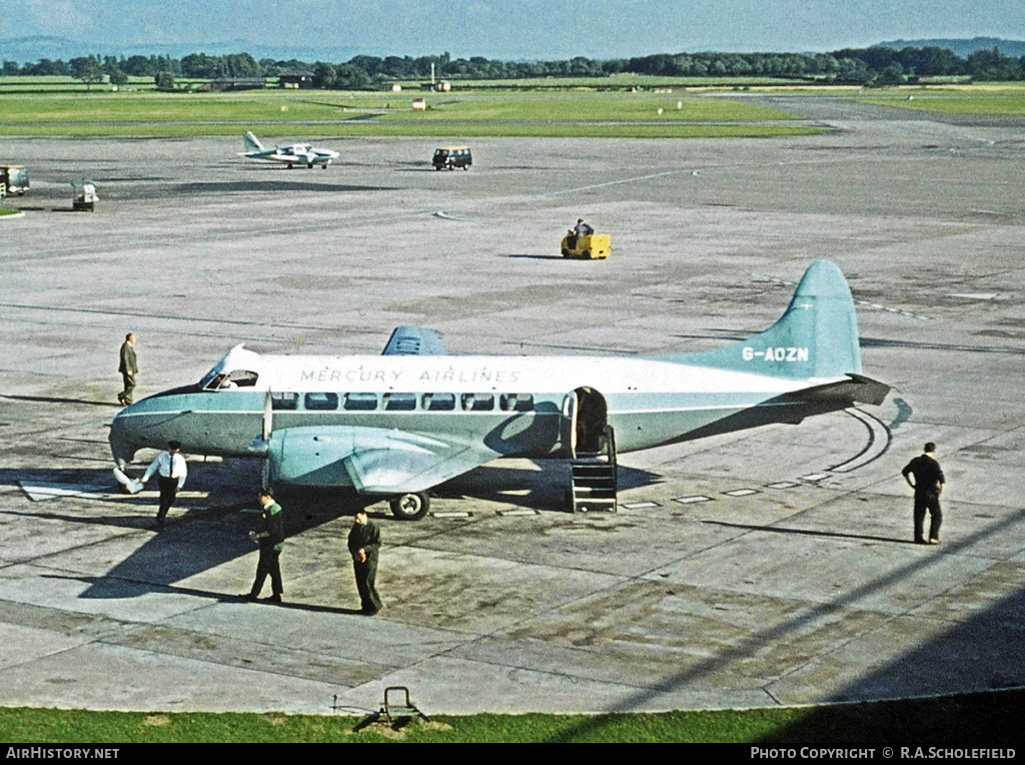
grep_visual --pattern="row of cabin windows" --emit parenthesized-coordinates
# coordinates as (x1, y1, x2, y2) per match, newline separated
(271, 391, 534, 413)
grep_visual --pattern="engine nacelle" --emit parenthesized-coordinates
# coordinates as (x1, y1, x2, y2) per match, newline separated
(264, 425, 450, 491)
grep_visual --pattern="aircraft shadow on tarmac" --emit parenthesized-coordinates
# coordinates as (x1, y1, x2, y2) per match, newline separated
(3, 459, 662, 602)
(431, 460, 663, 507)
(39, 573, 366, 616)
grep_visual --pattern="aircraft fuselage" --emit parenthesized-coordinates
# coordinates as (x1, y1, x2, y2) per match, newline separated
(109, 353, 845, 474)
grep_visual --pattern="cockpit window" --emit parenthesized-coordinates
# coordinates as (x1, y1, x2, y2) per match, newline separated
(203, 370, 258, 391)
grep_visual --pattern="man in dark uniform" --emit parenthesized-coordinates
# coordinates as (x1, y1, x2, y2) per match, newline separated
(347, 509, 382, 615)
(902, 442, 946, 545)
(244, 488, 285, 603)
(118, 332, 138, 405)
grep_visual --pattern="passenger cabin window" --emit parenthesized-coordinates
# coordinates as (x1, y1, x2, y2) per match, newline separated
(271, 392, 299, 410)
(383, 392, 417, 411)
(344, 392, 378, 411)
(204, 369, 259, 391)
(462, 393, 495, 411)
(305, 392, 338, 410)
(422, 393, 455, 411)
(501, 393, 534, 412)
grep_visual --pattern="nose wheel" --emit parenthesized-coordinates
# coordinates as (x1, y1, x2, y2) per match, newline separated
(390, 492, 430, 521)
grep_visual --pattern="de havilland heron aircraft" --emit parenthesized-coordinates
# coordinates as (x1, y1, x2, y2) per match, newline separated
(109, 261, 889, 520)
(239, 131, 340, 169)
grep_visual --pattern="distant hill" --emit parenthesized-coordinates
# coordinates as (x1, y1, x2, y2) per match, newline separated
(0, 35, 382, 64)
(877, 36, 1025, 57)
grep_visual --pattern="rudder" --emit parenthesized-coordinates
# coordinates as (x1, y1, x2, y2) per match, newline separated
(683, 260, 862, 379)
(243, 131, 264, 152)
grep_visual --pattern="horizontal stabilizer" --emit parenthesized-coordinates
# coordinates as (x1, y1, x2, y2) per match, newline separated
(790, 374, 891, 407)
(382, 325, 447, 356)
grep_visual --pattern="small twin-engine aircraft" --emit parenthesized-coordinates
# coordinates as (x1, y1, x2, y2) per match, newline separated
(109, 261, 889, 520)
(239, 131, 339, 169)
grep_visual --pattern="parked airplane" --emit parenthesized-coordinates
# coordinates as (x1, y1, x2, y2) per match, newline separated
(239, 131, 339, 169)
(109, 261, 889, 520)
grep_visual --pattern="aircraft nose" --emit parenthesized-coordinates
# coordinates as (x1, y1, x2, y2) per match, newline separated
(109, 404, 140, 467)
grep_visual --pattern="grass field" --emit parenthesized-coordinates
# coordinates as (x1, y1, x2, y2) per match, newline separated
(0, 86, 818, 138)
(857, 82, 1025, 115)
(2, 690, 1021, 743)
(4, 78, 1022, 139)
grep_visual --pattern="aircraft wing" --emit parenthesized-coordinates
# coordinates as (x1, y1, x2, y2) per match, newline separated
(381, 325, 447, 355)
(343, 431, 495, 494)
(267, 425, 494, 494)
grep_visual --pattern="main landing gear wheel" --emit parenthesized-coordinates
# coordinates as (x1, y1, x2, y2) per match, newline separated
(390, 492, 430, 520)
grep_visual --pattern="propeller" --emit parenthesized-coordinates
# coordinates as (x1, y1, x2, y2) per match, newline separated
(248, 390, 274, 487)
(261, 390, 273, 488)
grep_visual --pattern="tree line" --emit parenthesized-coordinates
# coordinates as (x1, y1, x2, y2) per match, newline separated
(3, 45, 1024, 87)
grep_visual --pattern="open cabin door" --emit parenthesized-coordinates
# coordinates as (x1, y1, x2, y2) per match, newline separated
(561, 386, 608, 458)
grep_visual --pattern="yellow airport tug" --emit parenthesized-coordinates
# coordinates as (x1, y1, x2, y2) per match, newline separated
(561, 231, 611, 259)
(72, 179, 99, 212)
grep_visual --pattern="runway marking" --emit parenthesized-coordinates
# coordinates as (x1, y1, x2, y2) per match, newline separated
(621, 501, 660, 510)
(18, 481, 210, 502)
(18, 481, 107, 501)
(673, 495, 714, 504)
(723, 488, 761, 497)
(539, 170, 678, 198)
(433, 211, 471, 221)
(765, 481, 801, 489)
(800, 473, 830, 482)
(499, 508, 539, 516)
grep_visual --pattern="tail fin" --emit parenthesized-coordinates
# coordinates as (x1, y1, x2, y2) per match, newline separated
(243, 131, 264, 152)
(683, 260, 862, 379)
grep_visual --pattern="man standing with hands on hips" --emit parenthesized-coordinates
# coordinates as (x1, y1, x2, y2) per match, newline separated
(902, 441, 946, 545)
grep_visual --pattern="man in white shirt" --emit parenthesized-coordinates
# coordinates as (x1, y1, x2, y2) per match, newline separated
(141, 440, 187, 529)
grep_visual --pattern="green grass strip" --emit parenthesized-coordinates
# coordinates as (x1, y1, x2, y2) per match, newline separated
(0, 90, 818, 138)
(1, 690, 1021, 743)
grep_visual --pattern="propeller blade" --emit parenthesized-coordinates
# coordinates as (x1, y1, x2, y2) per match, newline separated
(262, 390, 272, 442)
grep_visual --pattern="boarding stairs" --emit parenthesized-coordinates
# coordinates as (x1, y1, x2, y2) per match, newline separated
(569, 425, 618, 513)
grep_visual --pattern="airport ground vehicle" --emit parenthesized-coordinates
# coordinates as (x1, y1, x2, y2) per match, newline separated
(72, 179, 99, 212)
(433, 146, 472, 170)
(0, 165, 29, 196)
(561, 232, 611, 259)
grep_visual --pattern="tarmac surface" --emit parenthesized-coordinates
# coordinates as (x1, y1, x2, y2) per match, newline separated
(1, 96, 1024, 716)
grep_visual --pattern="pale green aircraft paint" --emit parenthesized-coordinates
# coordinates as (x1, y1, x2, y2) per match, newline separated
(109, 260, 888, 517)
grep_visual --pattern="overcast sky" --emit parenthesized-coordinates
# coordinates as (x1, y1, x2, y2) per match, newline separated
(5, 0, 1025, 59)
